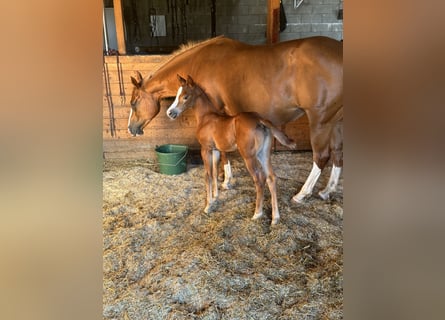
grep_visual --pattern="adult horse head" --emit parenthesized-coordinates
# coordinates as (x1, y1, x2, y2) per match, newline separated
(127, 71, 161, 136)
(127, 39, 222, 136)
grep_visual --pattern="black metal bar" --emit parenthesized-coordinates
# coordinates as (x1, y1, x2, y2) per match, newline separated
(211, 0, 216, 37)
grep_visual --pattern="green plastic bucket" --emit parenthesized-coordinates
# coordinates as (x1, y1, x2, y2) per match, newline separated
(155, 144, 188, 175)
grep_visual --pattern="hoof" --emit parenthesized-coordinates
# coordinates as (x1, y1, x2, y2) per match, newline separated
(271, 218, 279, 225)
(292, 194, 306, 204)
(204, 200, 217, 213)
(251, 211, 263, 220)
(318, 190, 330, 200)
(221, 182, 232, 190)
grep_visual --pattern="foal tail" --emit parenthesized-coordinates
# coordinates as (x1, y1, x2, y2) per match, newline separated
(259, 119, 297, 149)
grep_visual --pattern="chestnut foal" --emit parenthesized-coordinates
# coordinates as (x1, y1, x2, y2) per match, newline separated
(167, 75, 296, 225)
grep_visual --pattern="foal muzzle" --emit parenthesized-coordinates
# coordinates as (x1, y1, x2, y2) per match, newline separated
(167, 109, 179, 119)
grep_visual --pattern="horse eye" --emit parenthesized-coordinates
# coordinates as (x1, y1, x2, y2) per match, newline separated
(183, 95, 188, 100)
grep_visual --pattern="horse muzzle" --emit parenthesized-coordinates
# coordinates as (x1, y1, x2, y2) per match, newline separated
(128, 126, 144, 136)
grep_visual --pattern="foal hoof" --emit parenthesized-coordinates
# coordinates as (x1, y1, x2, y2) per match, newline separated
(221, 182, 232, 190)
(271, 218, 280, 225)
(204, 205, 212, 214)
(251, 211, 263, 221)
(292, 194, 306, 204)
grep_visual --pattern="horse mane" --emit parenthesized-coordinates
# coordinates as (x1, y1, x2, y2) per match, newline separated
(146, 35, 226, 80)
(176, 35, 225, 55)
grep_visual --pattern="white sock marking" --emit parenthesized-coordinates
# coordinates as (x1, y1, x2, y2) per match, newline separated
(222, 160, 232, 189)
(319, 165, 342, 200)
(293, 162, 321, 203)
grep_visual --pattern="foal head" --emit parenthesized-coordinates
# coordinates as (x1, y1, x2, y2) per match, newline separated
(166, 75, 202, 120)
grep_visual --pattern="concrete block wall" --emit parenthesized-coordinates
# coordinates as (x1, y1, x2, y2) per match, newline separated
(217, 0, 343, 44)
(116, 0, 343, 52)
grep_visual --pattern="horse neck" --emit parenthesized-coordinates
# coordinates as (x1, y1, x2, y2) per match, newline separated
(146, 53, 199, 99)
(143, 37, 227, 98)
(143, 74, 178, 99)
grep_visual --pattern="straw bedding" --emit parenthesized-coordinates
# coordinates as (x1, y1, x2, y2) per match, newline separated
(103, 151, 343, 319)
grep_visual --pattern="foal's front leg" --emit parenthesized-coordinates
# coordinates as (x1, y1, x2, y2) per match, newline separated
(201, 148, 214, 213)
(212, 149, 220, 199)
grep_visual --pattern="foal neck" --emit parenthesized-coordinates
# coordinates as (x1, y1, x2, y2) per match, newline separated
(192, 88, 223, 123)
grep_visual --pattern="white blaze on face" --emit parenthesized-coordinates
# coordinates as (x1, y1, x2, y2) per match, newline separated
(166, 86, 183, 118)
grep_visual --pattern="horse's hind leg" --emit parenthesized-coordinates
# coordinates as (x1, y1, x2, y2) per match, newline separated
(319, 121, 343, 200)
(292, 123, 331, 203)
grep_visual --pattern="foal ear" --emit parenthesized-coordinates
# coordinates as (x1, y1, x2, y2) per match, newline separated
(186, 75, 195, 87)
(136, 71, 143, 82)
(177, 74, 187, 85)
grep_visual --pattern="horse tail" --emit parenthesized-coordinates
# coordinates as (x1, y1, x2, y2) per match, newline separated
(259, 119, 297, 149)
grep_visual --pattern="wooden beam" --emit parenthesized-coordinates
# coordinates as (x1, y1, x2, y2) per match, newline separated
(113, 0, 126, 54)
(266, 0, 280, 44)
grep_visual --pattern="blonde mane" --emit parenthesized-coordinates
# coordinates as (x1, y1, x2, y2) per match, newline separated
(147, 35, 225, 79)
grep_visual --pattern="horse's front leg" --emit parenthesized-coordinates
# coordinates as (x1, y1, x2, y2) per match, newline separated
(292, 161, 322, 203)
(292, 123, 331, 203)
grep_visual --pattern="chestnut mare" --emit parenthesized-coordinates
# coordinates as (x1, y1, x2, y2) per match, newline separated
(129, 36, 343, 203)
(167, 75, 296, 225)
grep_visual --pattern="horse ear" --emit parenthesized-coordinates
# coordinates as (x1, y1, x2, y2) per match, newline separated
(186, 75, 195, 87)
(136, 71, 143, 82)
(177, 74, 186, 85)
(131, 76, 139, 87)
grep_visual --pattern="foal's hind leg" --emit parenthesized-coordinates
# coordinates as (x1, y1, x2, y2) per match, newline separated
(257, 138, 280, 225)
(220, 152, 232, 189)
(319, 121, 343, 200)
(242, 156, 266, 221)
